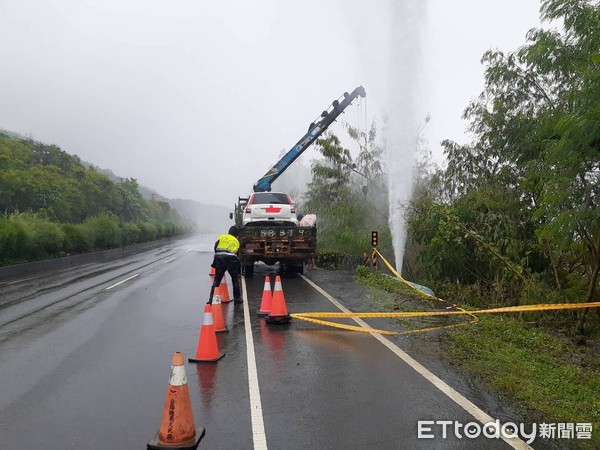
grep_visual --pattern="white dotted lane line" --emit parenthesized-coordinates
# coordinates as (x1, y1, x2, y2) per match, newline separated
(241, 276, 268, 449)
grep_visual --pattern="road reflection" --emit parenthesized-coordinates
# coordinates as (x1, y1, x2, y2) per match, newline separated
(194, 362, 218, 409)
(260, 318, 287, 362)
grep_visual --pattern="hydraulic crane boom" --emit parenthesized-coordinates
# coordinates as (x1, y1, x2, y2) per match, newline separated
(253, 85, 366, 192)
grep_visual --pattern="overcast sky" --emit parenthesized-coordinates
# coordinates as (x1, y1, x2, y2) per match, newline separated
(0, 0, 544, 207)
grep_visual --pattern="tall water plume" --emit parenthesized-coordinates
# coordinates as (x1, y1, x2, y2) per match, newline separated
(384, 0, 427, 272)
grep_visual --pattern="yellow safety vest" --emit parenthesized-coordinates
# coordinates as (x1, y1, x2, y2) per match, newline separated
(216, 234, 240, 253)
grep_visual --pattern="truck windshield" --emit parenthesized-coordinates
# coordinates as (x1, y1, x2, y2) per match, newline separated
(252, 193, 290, 204)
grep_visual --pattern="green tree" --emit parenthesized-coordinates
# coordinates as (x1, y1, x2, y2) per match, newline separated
(79, 169, 122, 220)
(116, 178, 146, 222)
(408, 0, 600, 329)
(304, 130, 392, 259)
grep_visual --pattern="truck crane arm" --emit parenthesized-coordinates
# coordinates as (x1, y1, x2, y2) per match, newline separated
(253, 85, 366, 193)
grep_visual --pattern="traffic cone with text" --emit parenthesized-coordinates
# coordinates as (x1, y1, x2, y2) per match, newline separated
(147, 352, 205, 449)
(189, 304, 225, 362)
(212, 293, 228, 333)
(258, 276, 272, 317)
(265, 275, 292, 324)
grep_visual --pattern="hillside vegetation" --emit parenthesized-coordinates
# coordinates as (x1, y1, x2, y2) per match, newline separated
(0, 133, 193, 265)
(406, 0, 599, 335)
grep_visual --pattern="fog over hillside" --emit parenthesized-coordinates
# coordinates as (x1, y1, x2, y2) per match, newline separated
(93, 166, 232, 233)
(168, 199, 232, 233)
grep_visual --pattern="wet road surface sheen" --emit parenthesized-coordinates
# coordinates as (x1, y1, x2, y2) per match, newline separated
(0, 236, 529, 449)
(247, 269, 512, 450)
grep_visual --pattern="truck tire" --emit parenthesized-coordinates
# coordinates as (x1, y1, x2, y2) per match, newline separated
(280, 261, 303, 276)
(244, 264, 254, 277)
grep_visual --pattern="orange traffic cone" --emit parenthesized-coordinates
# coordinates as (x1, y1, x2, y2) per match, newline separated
(209, 266, 215, 277)
(217, 278, 231, 303)
(258, 276, 272, 317)
(189, 305, 225, 362)
(147, 352, 205, 449)
(265, 275, 292, 324)
(212, 294, 228, 333)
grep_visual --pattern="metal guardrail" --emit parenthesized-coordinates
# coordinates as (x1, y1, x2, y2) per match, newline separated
(0, 238, 174, 282)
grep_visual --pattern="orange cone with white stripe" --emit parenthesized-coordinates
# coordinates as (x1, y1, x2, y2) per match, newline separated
(265, 275, 292, 324)
(212, 294, 228, 333)
(147, 352, 205, 449)
(209, 266, 215, 277)
(189, 305, 225, 362)
(258, 276, 272, 317)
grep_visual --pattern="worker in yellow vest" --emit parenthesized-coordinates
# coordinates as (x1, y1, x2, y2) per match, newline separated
(209, 225, 242, 304)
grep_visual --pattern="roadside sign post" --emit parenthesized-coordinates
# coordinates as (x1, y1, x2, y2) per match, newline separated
(371, 231, 378, 270)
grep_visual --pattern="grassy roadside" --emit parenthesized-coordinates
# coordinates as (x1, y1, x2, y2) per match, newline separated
(448, 316, 599, 449)
(354, 267, 600, 449)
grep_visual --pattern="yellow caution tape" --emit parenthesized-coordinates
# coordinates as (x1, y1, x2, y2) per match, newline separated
(291, 302, 600, 319)
(292, 249, 600, 336)
(378, 248, 478, 333)
(291, 302, 600, 336)
(293, 302, 600, 319)
(289, 314, 474, 336)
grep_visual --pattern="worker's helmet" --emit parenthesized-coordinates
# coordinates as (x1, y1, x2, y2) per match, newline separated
(228, 225, 239, 237)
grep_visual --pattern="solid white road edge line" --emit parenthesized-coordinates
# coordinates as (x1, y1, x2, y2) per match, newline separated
(300, 274, 532, 450)
(105, 274, 140, 290)
(241, 276, 268, 449)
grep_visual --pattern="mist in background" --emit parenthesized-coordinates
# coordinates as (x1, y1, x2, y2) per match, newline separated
(0, 0, 544, 251)
(0, 0, 543, 205)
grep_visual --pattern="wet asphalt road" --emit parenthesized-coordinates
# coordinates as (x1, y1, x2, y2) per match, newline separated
(0, 236, 525, 449)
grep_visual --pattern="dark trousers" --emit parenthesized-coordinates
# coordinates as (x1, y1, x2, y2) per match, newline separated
(208, 253, 241, 303)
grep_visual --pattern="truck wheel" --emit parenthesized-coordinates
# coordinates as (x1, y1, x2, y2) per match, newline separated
(279, 261, 290, 276)
(280, 261, 303, 276)
(244, 264, 254, 277)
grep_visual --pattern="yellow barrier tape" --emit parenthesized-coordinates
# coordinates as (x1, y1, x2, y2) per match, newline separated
(289, 314, 477, 336)
(374, 249, 478, 332)
(290, 302, 600, 336)
(373, 249, 472, 308)
(292, 302, 600, 319)
(293, 249, 600, 336)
